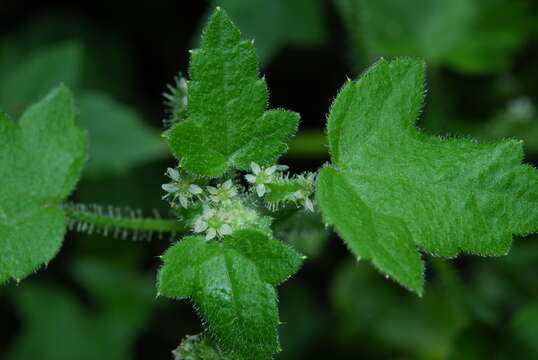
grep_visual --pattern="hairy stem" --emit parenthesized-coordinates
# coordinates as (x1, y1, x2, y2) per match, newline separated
(61, 203, 187, 238)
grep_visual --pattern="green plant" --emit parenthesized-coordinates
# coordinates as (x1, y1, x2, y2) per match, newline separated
(2, 8, 538, 360)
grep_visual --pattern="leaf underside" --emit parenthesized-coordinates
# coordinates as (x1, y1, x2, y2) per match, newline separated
(0, 86, 87, 283)
(165, 8, 299, 177)
(316, 58, 538, 294)
(158, 229, 303, 360)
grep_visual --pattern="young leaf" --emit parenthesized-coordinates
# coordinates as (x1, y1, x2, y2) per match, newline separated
(316, 58, 538, 294)
(158, 229, 303, 360)
(166, 9, 299, 177)
(0, 86, 87, 283)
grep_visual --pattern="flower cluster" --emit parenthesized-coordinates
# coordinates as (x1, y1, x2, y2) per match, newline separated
(162, 162, 317, 242)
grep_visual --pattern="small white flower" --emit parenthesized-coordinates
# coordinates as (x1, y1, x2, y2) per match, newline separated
(207, 179, 238, 204)
(162, 168, 203, 208)
(246, 162, 278, 197)
(192, 206, 233, 240)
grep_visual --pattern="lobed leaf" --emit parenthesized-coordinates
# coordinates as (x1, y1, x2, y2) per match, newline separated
(166, 9, 299, 177)
(316, 58, 538, 294)
(158, 229, 303, 360)
(0, 86, 87, 283)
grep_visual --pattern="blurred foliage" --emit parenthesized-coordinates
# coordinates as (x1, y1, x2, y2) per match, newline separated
(77, 92, 167, 177)
(0, 41, 82, 115)
(330, 237, 538, 359)
(0, 17, 168, 179)
(6, 257, 153, 360)
(273, 210, 328, 259)
(336, 0, 537, 74)
(199, 0, 327, 66)
(331, 259, 468, 359)
(278, 283, 329, 359)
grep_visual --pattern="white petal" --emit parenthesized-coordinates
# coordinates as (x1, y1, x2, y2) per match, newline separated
(207, 186, 218, 195)
(251, 162, 261, 174)
(256, 184, 266, 197)
(266, 165, 277, 175)
(189, 184, 203, 194)
(166, 168, 180, 181)
(292, 190, 302, 200)
(222, 180, 233, 189)
(179, 194, 189, 208)
(162, 183, 179, 193)
(206, 228, 217, 240)
(304, 198, 314, 212)
(178, 77, 188, 92)
(245, 174, 257, 183)
(219, 224, 233, 236)
(203, 207, 215, 217)
(228, 187, 238, 197)
(194, 219, 207, 233)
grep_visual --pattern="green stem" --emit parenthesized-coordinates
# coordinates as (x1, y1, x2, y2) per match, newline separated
(62, 203, 187, 238)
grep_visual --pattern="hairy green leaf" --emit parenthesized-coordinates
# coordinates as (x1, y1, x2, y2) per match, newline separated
(316, 58, 538, 294)
(166, 9, 299, 177)
(0, 86, 87, 283)
(158, 229, 303, 360)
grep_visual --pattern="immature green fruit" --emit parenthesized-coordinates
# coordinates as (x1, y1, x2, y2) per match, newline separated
(316, 58, 538, 295)
(165, 8, 299, 177)
(0, 86, 87, 283)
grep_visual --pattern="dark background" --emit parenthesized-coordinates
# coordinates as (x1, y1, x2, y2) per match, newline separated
(1, 0, 538, 359)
